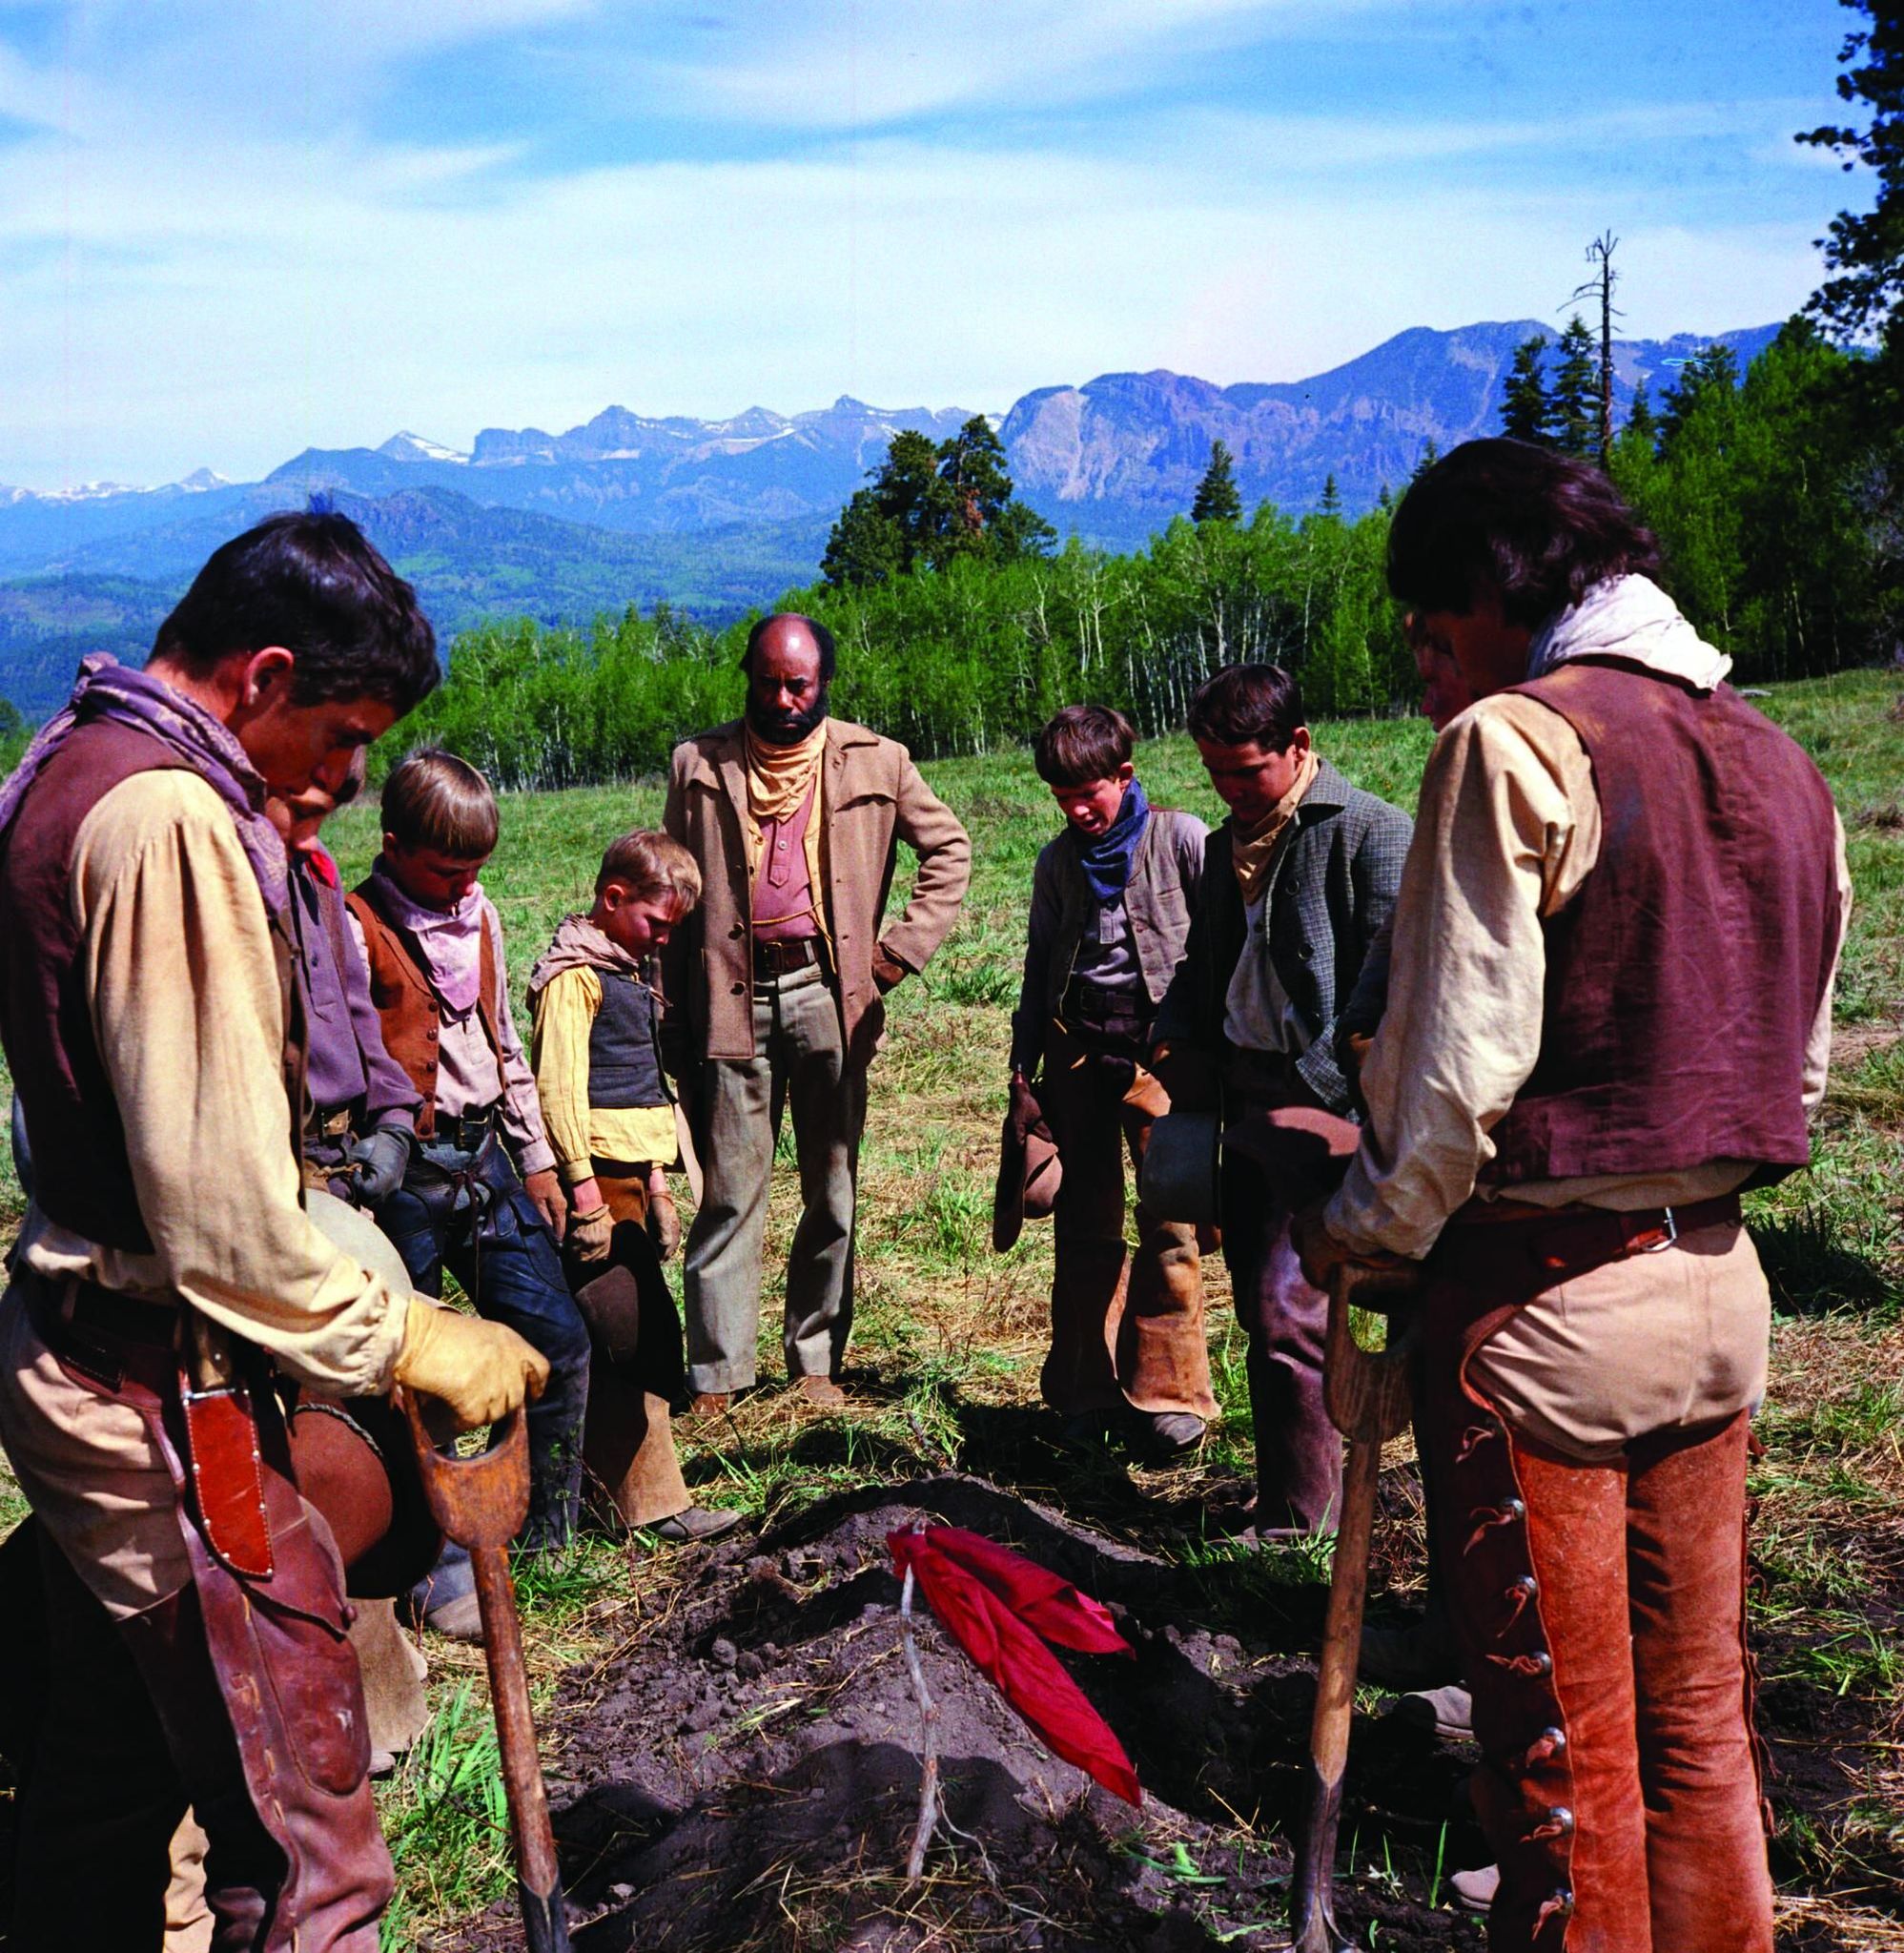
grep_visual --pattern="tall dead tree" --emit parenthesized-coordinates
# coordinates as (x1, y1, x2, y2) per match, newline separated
(1572, 234, 1622, 470)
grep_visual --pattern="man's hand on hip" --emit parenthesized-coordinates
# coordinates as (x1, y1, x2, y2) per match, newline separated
(393, 1297, 549, 1432)
(871, 945, 911, 994)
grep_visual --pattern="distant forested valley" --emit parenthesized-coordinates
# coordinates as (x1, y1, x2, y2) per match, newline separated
(393, 320, 1899, 791)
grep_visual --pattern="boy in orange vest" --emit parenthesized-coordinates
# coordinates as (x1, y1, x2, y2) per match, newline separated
(346, 748, 590, 1638)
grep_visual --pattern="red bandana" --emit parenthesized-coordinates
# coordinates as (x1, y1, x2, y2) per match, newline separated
(889, 1525, 1141, 1805)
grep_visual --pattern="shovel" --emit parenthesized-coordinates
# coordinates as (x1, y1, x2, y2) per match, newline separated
(1284, 1260, 1418, 1953)
(401, 1392, 572, 1953)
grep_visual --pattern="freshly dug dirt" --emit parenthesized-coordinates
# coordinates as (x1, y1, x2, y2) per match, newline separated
(437, 1475, 1492, 1951)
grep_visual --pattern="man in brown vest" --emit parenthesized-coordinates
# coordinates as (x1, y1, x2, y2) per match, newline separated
(662, 613, 971, 1408)
(0, 511, 548, 1949)
(1298, 442, 1851, 1953)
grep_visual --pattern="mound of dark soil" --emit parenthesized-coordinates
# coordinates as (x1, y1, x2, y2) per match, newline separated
(438, 1475, 1490, 1951)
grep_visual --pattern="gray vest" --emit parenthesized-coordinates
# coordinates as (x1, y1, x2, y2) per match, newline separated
(587, 971, 666, 1110)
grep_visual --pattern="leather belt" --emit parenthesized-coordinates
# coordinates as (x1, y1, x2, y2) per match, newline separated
(22, 1267, 179, 1397)
(303, 1106, 354, 1141)
(753, 935, 821, 977)
(430, 1105, 499, 1151)
(1440, 1193, 1743, 1284)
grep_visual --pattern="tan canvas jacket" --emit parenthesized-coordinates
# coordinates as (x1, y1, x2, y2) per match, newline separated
(661, 717, 971, 1066)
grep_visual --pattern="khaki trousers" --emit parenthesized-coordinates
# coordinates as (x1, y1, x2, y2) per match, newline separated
(1036, 1023, 1215, 1420)
(583, 1168, 692, 1527)
(682, 964, 867, 1393)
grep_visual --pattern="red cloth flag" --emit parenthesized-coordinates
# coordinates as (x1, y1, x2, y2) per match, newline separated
(889, 1525, 1141, 1806)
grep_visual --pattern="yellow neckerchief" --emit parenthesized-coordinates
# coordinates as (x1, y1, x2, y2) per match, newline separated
(1229, 745, 1321, 909)
(743, 718, 830, 941)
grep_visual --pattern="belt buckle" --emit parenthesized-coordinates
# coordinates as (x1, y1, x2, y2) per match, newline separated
(1636, 1206, 1679, 1254)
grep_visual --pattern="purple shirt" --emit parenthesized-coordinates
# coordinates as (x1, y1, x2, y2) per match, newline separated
(292, 854, 420, 1133)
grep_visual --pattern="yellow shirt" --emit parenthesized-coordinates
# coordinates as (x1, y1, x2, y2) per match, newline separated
(528, 965, 678, 1184)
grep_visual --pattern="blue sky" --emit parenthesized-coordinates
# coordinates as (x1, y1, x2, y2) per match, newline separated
(0, 0, 1868, 488)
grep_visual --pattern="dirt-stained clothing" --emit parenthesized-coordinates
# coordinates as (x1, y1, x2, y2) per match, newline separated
(0, 691, 401, 1949)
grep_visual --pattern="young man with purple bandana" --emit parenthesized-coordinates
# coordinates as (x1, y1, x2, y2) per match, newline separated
(0, 512, 547, 1947)
(1009, 705, 1215, 1459)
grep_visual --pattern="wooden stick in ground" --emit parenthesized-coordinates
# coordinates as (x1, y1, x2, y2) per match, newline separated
(1284, 1264, 1417, 1953)
(897, 1559, 942, 1884)
(402, 1394, 573, 1953)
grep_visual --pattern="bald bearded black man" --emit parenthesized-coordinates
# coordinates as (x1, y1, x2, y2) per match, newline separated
(659, 614, 971, 1410)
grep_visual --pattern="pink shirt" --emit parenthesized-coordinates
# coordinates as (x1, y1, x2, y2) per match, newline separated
(751, 782, 821, 942)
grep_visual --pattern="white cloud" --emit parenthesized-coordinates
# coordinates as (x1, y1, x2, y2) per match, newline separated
(0, 1, 1840, 488)
(645, 0, 1407, 130)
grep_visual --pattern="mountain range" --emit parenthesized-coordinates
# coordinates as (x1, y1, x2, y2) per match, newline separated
(0, 317, 1781, 715)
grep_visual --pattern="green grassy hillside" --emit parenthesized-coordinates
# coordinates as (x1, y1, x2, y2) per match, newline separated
(0, 669, 1897, 1946)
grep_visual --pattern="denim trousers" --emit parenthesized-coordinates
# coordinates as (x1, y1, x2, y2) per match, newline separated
(375, 1134, 590, 1575)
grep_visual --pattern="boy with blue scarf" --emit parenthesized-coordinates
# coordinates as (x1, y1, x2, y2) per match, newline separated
(1009, 706, 1214, 1459)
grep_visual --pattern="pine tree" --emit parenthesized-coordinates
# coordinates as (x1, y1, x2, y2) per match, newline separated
(1320, 473, 1341, 514)
(1799, 0, 1904, 361)
(821, 419, 1052, 586)
(1500, 334, 1553, 444)
(820, 488, 904, 588)
(1411, 438, 1441, 483)
(1659, 344, 1739, 445)
(1192, 440, 1243, 524)
(1550, 315, 1600, 459)
(1571, 234, 1622, 467)
(1625, 383, 1657, 450)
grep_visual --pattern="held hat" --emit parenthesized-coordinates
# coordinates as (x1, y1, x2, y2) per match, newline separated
(1137, 1110, 1222, 1228)
(1220, 1102, 1361, 1202)
(295, 1188, 443, 1598)
(566, 1213, 671, 1368)
(993, 1098, 1063, 1253)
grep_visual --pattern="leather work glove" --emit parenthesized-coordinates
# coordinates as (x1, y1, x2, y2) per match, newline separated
(566, 1203, 614, 1264)
(1007, 1070, 1043, 1143)
(521, 1166, 567, 1237)
(646, 1190, 682, 1261)
(345, 1125, 412, 1205)
(1289, 1202, 1415, 1303)
(393, 1297, 549, 1433)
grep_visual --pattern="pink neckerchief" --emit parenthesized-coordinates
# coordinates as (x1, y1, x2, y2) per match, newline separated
(365, 860, 485, 1015)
